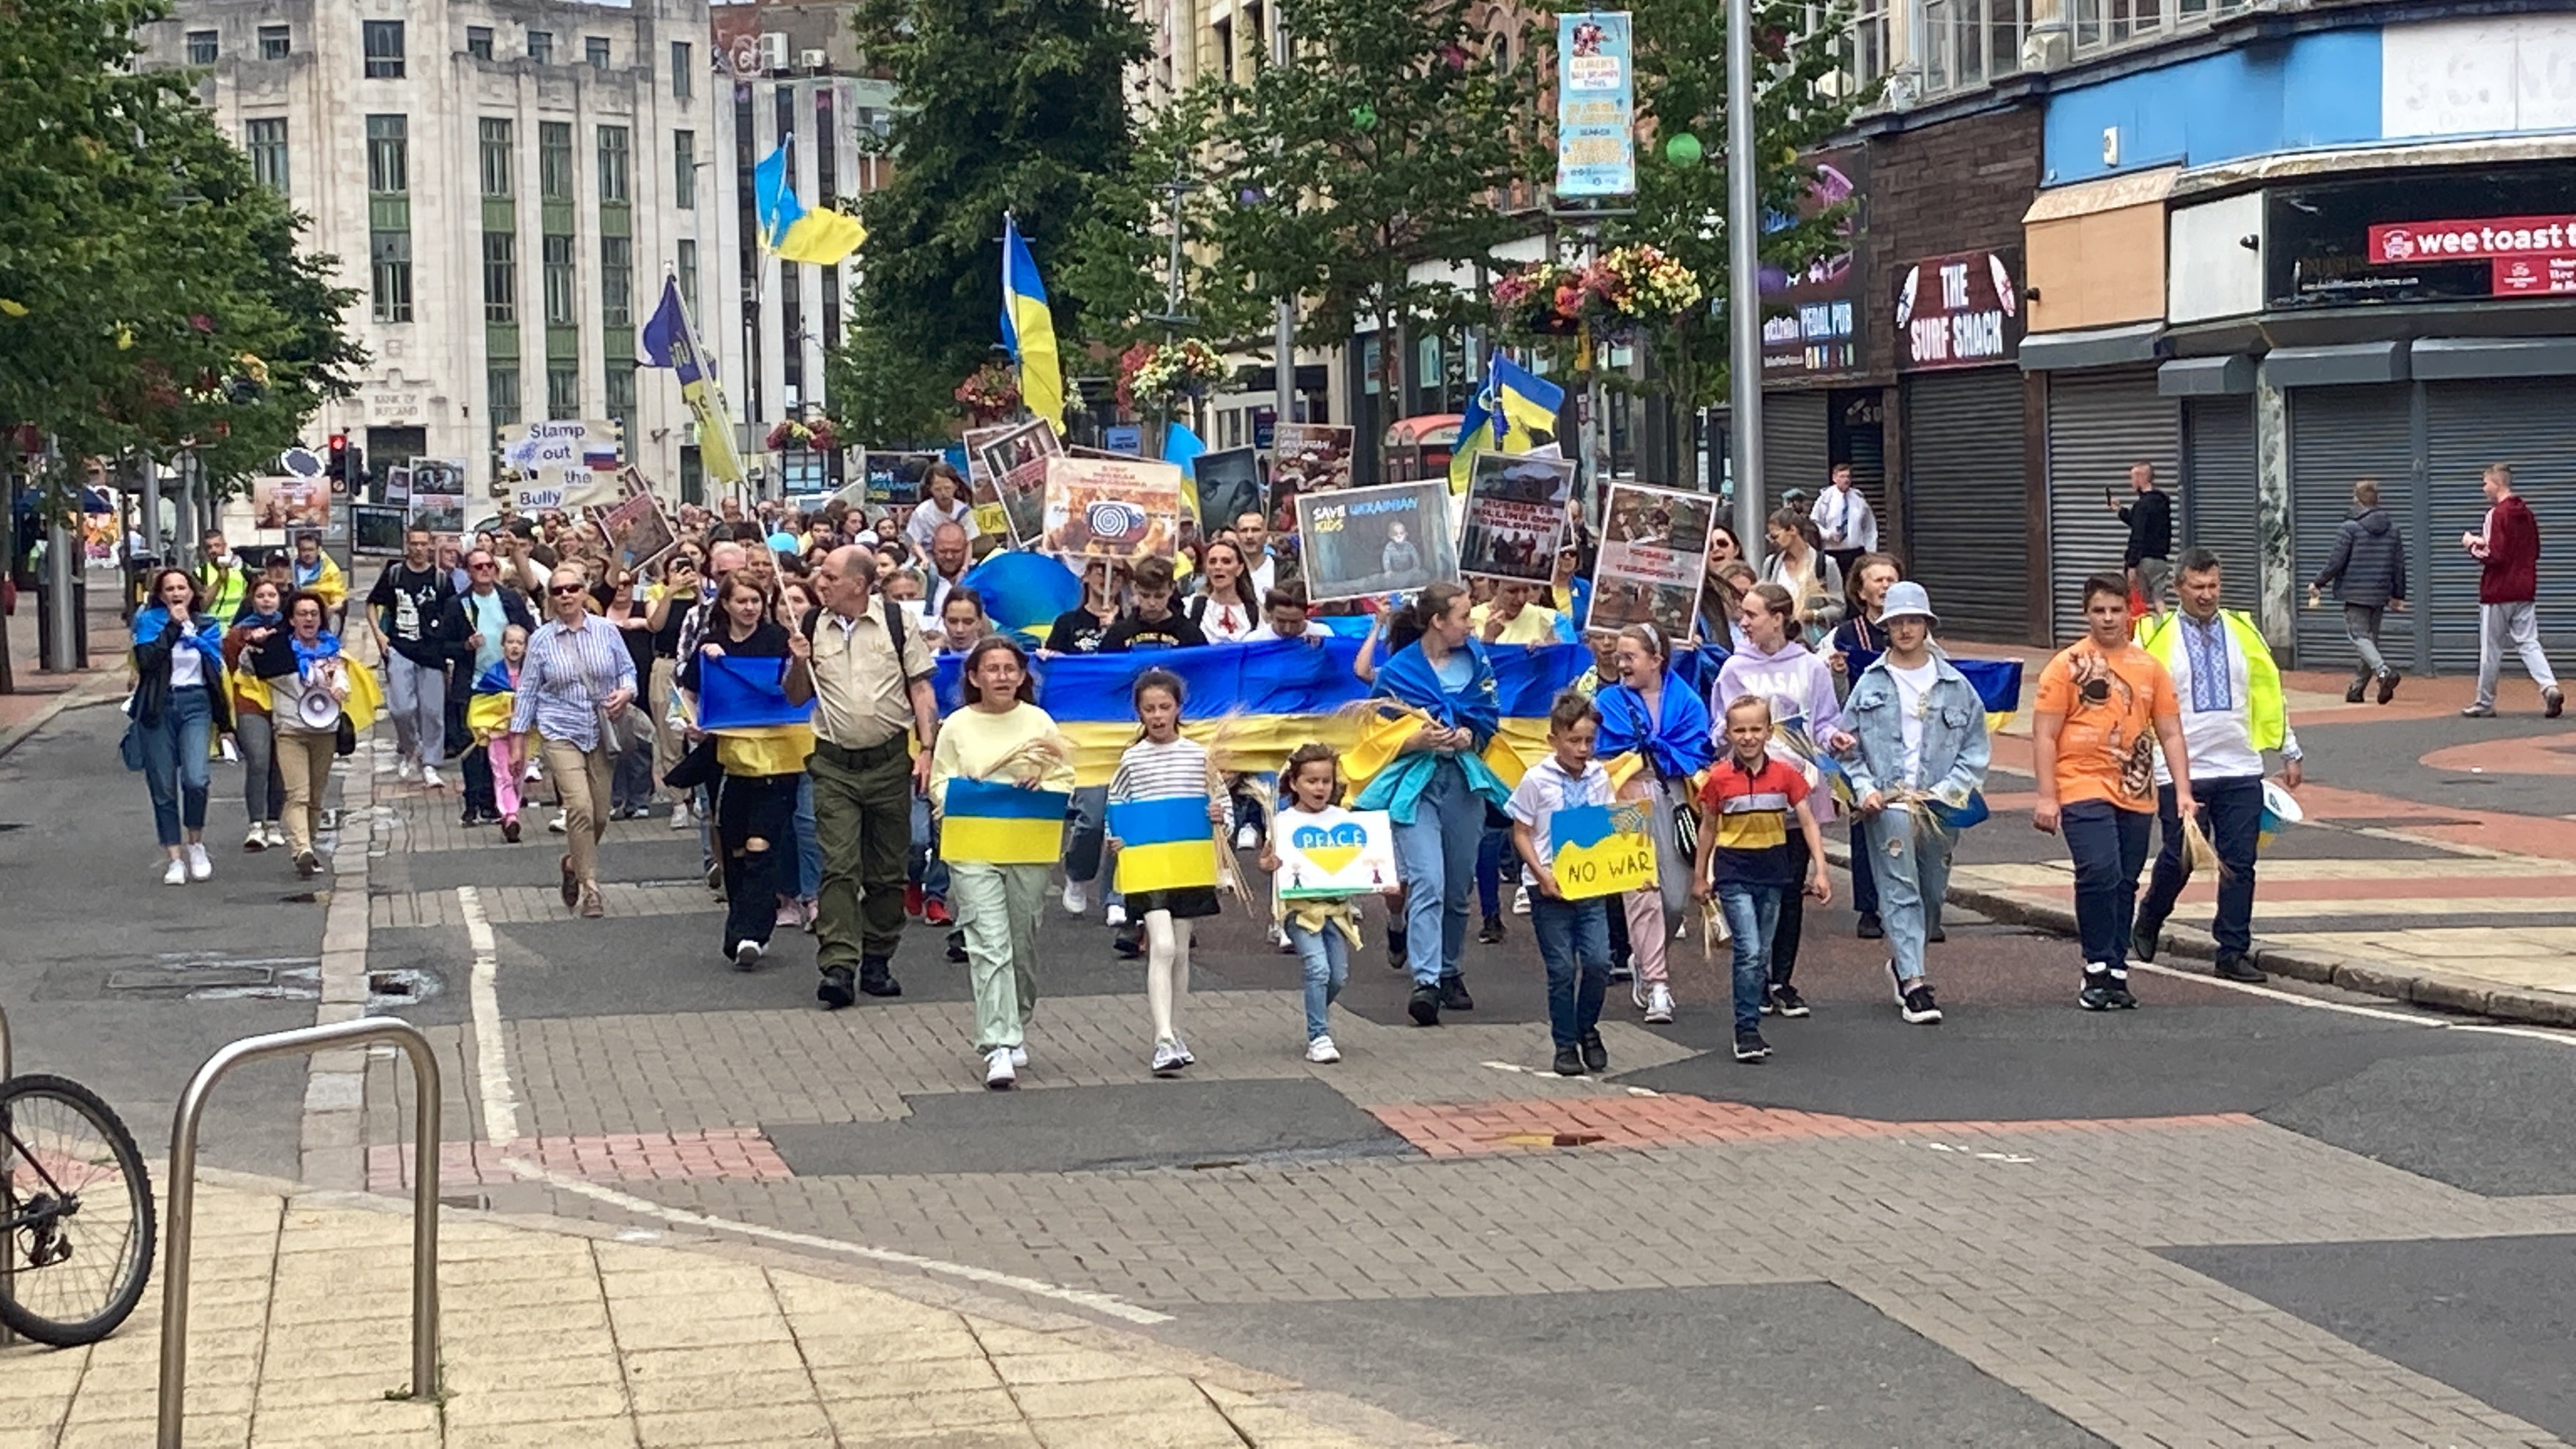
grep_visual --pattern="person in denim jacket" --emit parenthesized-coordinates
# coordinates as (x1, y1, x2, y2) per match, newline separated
(1832, 582, 1990, 1026)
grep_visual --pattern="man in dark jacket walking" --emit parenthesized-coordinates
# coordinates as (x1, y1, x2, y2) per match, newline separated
(2106, 462, 2173, 614)
(2308, 478, 2409, 704)
(2461, 463, 2562, 719)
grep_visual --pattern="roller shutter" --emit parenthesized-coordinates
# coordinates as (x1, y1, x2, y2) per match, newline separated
(2181, 396, 2261, 613)
(2423, 378, 2576, 672)
(2288, 384, 2418, 674)
(1902, 367, 2029, 643)
(2045, 367, 2178, 645)
(1761, 391, 1830, 509)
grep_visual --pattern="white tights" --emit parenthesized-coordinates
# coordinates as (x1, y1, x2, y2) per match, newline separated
(1145, 911, 1193, 1041)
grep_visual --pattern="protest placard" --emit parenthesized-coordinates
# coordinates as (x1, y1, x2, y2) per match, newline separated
(1273, 808, 1398, 899)
(1459, 452, 1574, 586)
(594, 487, 678, 574)
(1040, 455, 1183, 561)
(498, 419, 626, 509)
(973, 419, 1061, 544)
(1295, 480, 1458, 602)
(351, 503, 408, 557)
(1270, 423, 1354, 497)
(250, 476, 332, 533)
(1587, 482, 1716, 641)
(1191, 447, 1264, 536)
(1549, 801, 1657, 900)
(405, 458, 468, 534)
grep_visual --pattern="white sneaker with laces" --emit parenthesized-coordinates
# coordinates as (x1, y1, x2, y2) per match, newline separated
(1150, 1038, 1186, 1076)
(1643, 983, 1676, 1025)
(1010, 1045, 1029, 1068)
(1171, 1036, 1195, 1066)
(244, 825, 268, 853)
(733, 940, 764, 970)
(396, 758, 419, 782)
(1104, 902, 1128, 928)
(1061, 880, 1089, 916)
(1511, 884, 1531, 916)
(548, 812, 569, 834)
(162, 858, 189, 886)
(264, 823, 287, 848)
(523, 763, 544, 783)
(186, 842, 213, 881)
(984, 1047, 1017, 1090)
(422, 765, 445, 790)
(1306, 1035, 1342, 1064)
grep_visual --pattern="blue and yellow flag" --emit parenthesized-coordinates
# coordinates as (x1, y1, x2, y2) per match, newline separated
(1109, 795, 1220, 893)
(641, 276, 746, 487)
(753, 137, 866, 267)
(1450, 353, 1566, 492)
(1000, 215, 1064, 431)
(942, 779, 1072, 864)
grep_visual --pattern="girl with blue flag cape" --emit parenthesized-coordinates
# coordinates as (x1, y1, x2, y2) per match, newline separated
(467, 624, 532, 841)
(128, 567, 233, 885)
(1592, 622, 1715, 1026)
(1344, 584, 1512, 1027)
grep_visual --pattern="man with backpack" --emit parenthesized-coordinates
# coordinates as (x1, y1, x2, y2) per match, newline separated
(367, 527, 462, 787)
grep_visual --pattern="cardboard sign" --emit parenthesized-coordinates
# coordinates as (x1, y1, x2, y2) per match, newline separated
(594, 488, 677, 574)
(1587, 482, 1716, 642)
(1549, 801, 1656, 900)
(1459, 451, 1574, 586)
(250, 476, 332, 533)
(1272, 808, 1397, 899)
(1041, 455, 1183, 561)
(498, 419, 626, 509)
(971, 419, 1062, 545)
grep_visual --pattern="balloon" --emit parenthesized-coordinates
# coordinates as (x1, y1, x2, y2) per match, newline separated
(1665, 132, 1704, 167)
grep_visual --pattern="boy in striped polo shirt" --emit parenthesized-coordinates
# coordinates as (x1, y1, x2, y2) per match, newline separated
(1692, 695, 1831, 1063)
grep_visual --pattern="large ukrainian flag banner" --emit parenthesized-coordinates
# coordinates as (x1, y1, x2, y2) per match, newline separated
(1109, 795, 1221, 893)
(941, 779, 1073, 864)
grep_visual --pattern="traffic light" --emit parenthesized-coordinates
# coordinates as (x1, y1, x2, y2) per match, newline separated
(327, 433, 348, 483)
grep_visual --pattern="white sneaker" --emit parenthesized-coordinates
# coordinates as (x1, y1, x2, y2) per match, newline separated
(733, 939, 764, 971)
(162, 858, 188, 886)
(523, 763, 544, 783)
(1150, 1038, 1186, 1077)
(1171, 1036, 1195, 1066)
(422, 765, 444, 791)
(1306, 1035, 1341, 1064)
(984, 1047, 1016, 1090)
(244, 825, 269, 853)
(1104, 902, 1128, 928)
(548, 812, 569, 834)
(1061, 880, 1089, 916)
(1010, 1045, 1029, 1068)
(397, 757, 419, 782)
(185, 842, 212, 882)
(264, 823, 287, 849)
(670, 802, 694, 830)
(1234, 823, 1261, 850)
(1643, 983, 1676, 1025)
(1511, 884, 1530, 916)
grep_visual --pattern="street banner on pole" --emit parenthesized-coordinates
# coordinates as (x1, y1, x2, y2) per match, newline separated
(1556, 13, 1635, 199)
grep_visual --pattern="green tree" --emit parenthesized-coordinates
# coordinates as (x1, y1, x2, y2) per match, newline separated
(831, 0, 1149, 442)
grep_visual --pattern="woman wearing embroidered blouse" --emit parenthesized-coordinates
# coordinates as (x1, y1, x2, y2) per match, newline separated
(132, 567, 233, 885)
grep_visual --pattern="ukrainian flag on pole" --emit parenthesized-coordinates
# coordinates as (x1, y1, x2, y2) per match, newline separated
(1449, 353, 1568, 492)
(1000, 214, 1066, 432)
(753, 135, 866, 266)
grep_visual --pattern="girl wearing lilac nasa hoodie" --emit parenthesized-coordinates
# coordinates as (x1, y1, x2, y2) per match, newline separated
(1713, 583, 1841, 1016)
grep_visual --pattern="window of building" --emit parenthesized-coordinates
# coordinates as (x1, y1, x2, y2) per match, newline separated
(372, 232, 413, 323)
(600, 236, 632, 330)
(676, 239, 698, 320)
(2073, 0, 2242, 53)
(185, 30, 217, 64)
(670, 42, 692, 100)
(596, 126, 629, 204)
(542, 235, 576, 326)
(1921, 0, 2023, 92)
(362, 20, 404, 78)
(585, 36, 610, 70)
(538, 122, 573, 201)
(604, 365, 635, 436)
(547, 367, 579, 419)
(247, 119, 288, 192)
(465, 26, 493, 60)
(488, 367, 521, 428)
(1241, 3, 1263, 67)
(478, 118, 512, 197)
(257, 24, 289, 59)
(483, 233, 517, 323)
(1843, 0, 1891, 91)
(365, 114, 408, 194)
(673, 130, 695, 209)
(1213, 17, 1232, 83)
(526, 29, 552, 64)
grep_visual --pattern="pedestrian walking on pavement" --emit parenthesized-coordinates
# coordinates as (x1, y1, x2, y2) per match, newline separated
(678, 577, 809, 970)
(1112, 670, 1230, 1077)
(1262, 746, 1377, 1066)
(441, 547, 536, 826)
(2031, 574, 2196, 1010)
(1693, 695, 1832, 1064)
(2460, 463, 2563, 719)
(2107, 462, 2173, 615)
(242, 590, 364, 878)
(511, 566, 640, 919)
(2307, 479, 2408, 705)
(1809, 463, 1879, 583)
(784, 545, 940, 1008)
(465, 626, 531, 842)
(1829, 554, 1901, 940)
(195, 529, 249, 629)
(130, 567, 233, 886)
(1510, 692, 1621, 1077)
(1834, 582, 1991, 1026)
(1592, 622, 1712, 1026)
(1716, 583, 1841, 1017)
(2133, 550, 2304, 984)
(221, 579, 290, 853)
(931, 634, 1074, 1090)
(1761, 509, 1845, 646)
(367, 528, 461, 789)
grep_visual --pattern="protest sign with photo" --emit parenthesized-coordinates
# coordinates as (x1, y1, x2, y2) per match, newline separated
(958, 424, 1016, 536)
(1587, 482, 1716, 640)
(250, 476, 332, 533)
(1041, 455, 1183, 561)
(1270, 423, 1354, 498)
(1458, 452, 1574, 586)
(1190, 447, 1264, 536)
(1295, 480, 1458, 602)
(973, 419, 1061, 544)
(383, 463, 411, 509)
(351, 503, 408, 556)
(860, 449, 937, 511)
(594, 488, 678, 574)
(405, 458, 468, 534)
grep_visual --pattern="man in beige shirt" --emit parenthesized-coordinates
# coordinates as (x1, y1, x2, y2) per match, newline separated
(785, 546, 940, 1006)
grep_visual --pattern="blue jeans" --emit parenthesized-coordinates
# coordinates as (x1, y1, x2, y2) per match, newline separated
(1390, 759, 1484, 986)
(1866, 809, 1953, 986)
(2061, 800, 2152, 972)
(2136, 775, 2264, 957)
(793, 774, 822, 899)
(1848, 816, 1879, 918)
(1715, 881, 1785, 1034)
(140, 686, 214, 847)
(1475, 825, 1506, 917)
(1284, 921, 1349, 1040)
(1063, 785, 1121, 908)
(1530, 894, 1610, 1049)
(908, 792, 949, 901)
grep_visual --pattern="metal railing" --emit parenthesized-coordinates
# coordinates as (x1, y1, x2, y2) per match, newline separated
(1, 997, 12, 1349)
(160, 1019, 442, 1448)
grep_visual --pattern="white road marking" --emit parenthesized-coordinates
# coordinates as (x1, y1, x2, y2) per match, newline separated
(2129, 960, 2576, 1046)
(456, 886, 519, 1147)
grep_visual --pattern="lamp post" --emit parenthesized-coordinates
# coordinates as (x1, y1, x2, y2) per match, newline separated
(1270, 4, 1298, 444)
(1726, 0, 1764, 547)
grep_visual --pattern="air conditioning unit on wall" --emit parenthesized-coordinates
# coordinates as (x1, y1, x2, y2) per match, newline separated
(757, 33, 790, 72)
(2021, 23, 2071, 72)
(798, 49, 827, 72)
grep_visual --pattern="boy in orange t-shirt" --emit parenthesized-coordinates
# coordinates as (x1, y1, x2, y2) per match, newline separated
(2032, 574, 2195, 1010)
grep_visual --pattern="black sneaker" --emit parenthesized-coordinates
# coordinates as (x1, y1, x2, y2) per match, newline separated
(2345, 675, 2369, 705)
(1925, 921, 1947, 944)
(1770, 984, 1811, 1018)
(1732, 1030, 1770, 1063)
(1900, 984, 1943, 1025)
(1477, 914, 1505, 945)
(1407, 983, 1442, 1027)
(946, 929, 968, 964)
(2375, 669, 2399, 705)
(1387, 926, 1409, 970)
(1855, 912, 1883, 940)
(2131, 924, 2160, 964)
(2213, 951, 2266, 984)
(1114, 930, 1143, 960)
(858, 959, 903, 998)
(1553, 1045, 1587, 1077)
(1439, 976, 1474, 1012)
(2078, 967, 2113, 1011)
(2106, 972, 2138, 1009)
(1579, 1030, 1609, 1074)
(817, 965, 856, 1010)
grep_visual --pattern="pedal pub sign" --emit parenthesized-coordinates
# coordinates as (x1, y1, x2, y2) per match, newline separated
(1893, 248, 2024, 370)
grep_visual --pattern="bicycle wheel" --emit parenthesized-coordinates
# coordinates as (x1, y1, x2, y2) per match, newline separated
(0, 1073, 157, 1347)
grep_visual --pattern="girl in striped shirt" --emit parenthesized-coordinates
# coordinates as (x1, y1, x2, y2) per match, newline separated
(1108, 669, 1231, 1077)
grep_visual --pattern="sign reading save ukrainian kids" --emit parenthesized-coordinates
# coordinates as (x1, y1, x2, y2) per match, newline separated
(1556, 13, 1635, 199)
(1549, 801, 1655, 901)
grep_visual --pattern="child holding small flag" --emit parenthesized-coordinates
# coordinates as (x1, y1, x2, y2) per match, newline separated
(1107, 669, 1229, 1077)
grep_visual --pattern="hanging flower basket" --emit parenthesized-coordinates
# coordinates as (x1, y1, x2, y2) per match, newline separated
(1492, 247, 1704, 343)
(954, 362, 1022, 424)
(765, 416, 843, 453)
(1491, 262, 1588, 337)
(1117, 338, 1227, 413)
(1593, 244, 1705, 326)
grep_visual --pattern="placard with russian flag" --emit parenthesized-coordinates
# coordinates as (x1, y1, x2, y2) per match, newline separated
(941, 779, 1073, 864)
(1109, 795, 1220, 894)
